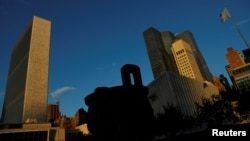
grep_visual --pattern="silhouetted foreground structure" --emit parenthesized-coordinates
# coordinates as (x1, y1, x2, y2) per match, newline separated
(85, 64, 154, 141)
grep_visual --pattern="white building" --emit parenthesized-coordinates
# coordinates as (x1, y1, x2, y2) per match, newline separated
(147, 71, 219, 116)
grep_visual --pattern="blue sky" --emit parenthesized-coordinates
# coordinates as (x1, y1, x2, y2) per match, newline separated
(0, 0, 250, 117)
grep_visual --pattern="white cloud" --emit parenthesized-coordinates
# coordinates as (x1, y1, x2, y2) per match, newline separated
(51, 87, 76, 98)
(237, 18, 250, 25)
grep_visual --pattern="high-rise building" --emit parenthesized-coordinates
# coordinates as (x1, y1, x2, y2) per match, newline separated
(176, 30, 213, 81)
(1, 16, 51, 123)
(242, 48, 250, 63)
(172, 39, 204, 81)
(225, 47, 250, 92)
(143, 27, 178, 79)
(226, 47, 246, 69)
(143, 28, 213, 81)
(47, 103, 60, 122)
(143, 27, 219, 116)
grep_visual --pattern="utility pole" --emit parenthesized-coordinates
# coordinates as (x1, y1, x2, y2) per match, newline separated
(220, 7, 250, 49)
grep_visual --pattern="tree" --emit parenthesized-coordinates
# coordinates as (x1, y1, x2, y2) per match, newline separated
(155, 103, 194, 137)
(195, 94, 241, 129)
(235, 90, 250, 121)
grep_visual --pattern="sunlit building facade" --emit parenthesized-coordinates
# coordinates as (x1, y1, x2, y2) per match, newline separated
(176, 30, 213, 81)
(1, 16, 51, 123)
(226, 47, 246, 69)
(172, 39, 203, 81)
(47, 103, 60, 122)
(143, 27, 218, 116)
(225, 47, 250, 92)
(143, 28, 213, 81)
(226, 63, 250, 92)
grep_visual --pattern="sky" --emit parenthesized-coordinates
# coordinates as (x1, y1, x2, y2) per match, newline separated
(0, 0, 250, 117)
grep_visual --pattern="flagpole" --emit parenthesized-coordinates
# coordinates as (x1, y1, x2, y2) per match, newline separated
(228, 11, 250, 49)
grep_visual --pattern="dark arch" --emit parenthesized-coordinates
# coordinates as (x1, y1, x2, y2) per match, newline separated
(121, 64, 142, 87)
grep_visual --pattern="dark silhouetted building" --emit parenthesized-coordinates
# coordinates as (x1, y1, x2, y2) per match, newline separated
(219, 74, 232, 91)
(212, 77, 227, 92)
(72, 108, 87, 127)
(243, 48, 250, 63)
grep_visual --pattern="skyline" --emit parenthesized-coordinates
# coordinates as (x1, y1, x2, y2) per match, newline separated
(1, 0, 250, 117)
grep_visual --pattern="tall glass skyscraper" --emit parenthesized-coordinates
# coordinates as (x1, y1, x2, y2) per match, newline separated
(143, 27, 213, 81)
(176, 30, 213, 81)
(143, 27, 218, 116)
(1, 16, 51, 123)
(143, 27, 178, 79)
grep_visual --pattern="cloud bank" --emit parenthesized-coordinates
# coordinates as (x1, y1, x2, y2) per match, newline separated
(51, 86, 76, 99)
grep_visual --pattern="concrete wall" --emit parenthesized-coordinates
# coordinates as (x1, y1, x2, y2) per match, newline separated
(147, 71, 219, 116)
